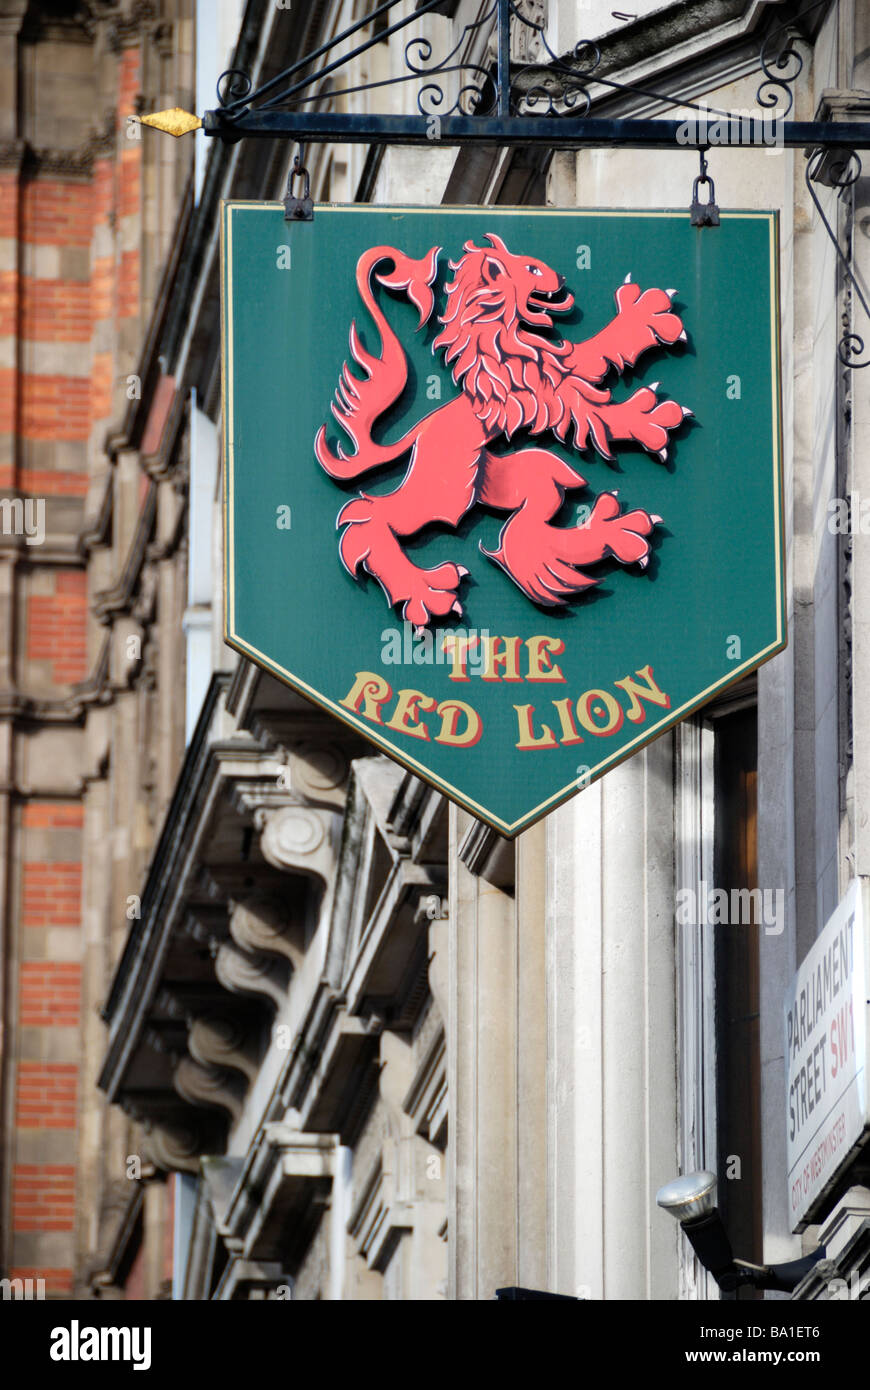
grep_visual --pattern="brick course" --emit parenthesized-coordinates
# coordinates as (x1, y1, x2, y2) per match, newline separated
(0, 269, 16, 337)
(19, 963, 81, 1028)
(10, 1267, 73, 1295)
(22, 804, 84, 830)
(20, 374, 92, 442)
(18, 468, 89, 497)
(117, 249, 140, 320)
(12, 1164, 76, 1232)
(15, 1063, 78, 1129)
(0, 171, 19, 238)
(27, 569, 88, 683)
(20, 278, 92, 342)
(22, 862, 82, 928)
(21, 180, 93, 247)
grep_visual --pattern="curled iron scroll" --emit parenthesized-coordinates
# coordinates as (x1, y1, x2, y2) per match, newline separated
(805, 148, 870, 370)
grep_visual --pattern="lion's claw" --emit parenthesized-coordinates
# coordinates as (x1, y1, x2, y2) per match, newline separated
(483, 490, 658, 605)
(400, 563, 467, 627)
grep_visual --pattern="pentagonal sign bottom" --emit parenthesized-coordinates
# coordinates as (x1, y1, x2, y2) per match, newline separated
(222, 203, 784, 836)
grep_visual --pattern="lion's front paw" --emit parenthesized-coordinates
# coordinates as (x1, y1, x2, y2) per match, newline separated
(615, 279, 686, 350)
(621, 386, 689, 460)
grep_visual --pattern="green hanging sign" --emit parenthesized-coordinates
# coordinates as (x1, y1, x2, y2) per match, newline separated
(222, 203, 784, 836)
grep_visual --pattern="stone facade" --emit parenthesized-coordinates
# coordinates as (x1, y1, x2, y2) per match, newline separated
(0, 0, 194, 1299)
(2, 0, 869, 1302)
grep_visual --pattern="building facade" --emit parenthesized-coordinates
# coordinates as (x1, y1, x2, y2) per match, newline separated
(1, 0, 869, 1301)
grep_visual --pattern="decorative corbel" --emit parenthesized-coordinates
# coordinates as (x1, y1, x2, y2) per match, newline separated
(142, 1118, 208, 1175)
(228, 892, 306, 971)
(215, 940, 290, 1010)
(187, 1013, 262, 1086)
(174, 1056, 246, 1123)
(255, 804, 339, 887)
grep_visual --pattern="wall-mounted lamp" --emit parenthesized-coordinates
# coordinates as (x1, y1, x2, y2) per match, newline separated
(656, 1171, 827, 1294)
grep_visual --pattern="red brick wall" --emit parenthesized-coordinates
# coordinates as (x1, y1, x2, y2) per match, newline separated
(18, 963, 81, 1028)
(118, 248, 140, 321)
(27, 570, 88, 683)
(22, 862, 83, 927)
(10, 1267, 73, 1295)
(15, 1063, 78, 1129)
(0, 170, 19, 466)
(0, 269, 15, 337)
(20, 277, 92, 341)
(21, 804, 84, 830)
(21, 179, 93, 247)
(4, 34, 151, 1301)
(19, 375, 92, 443)
(13, 1165, 76, 1232)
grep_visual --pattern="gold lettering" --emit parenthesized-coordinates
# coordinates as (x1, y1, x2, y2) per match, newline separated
(525, 636, 566, 682)
(340, 671, 392, 724)
(385, 688, 437, 740)
(514, 704, 559, 750)
(435, 699, 483, 747)
(613, 664, 670, 722)
(552, 697, 584, 744)
(479, 635, 522, 681)
(576, 689, 624, 737)
(442, 633, 479, 681)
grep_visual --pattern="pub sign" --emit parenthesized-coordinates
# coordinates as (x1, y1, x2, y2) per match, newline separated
(222, 204, 784, 836)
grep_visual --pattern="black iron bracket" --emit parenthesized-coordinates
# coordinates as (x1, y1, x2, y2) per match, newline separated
(203, 0, 866, 150)
(144, 0, 870, 365)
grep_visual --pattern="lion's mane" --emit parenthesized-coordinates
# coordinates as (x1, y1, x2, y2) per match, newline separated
(431, 241, 607, 442)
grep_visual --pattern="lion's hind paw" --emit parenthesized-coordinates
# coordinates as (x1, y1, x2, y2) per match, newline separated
(481, 536, 599, 608)
(482, 492, 660, 606)
(400, 563, 467, 627)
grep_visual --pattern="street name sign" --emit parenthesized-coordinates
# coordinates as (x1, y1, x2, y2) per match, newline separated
(785, 881, 870, 1230)
(222, 204, 784, 835)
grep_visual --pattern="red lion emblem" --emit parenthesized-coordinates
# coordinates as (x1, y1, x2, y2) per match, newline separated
(315, 234, 691, 627)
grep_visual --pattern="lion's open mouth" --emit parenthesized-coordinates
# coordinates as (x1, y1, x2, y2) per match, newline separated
(524, 281, 575, 324)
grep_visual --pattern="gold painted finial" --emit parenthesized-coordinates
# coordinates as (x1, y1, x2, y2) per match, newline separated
(139, 108, 202, 137)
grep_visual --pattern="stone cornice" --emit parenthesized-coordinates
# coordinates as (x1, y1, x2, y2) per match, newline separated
(19, 109, 116, 181)
(0, 633, 111, 730)
(91, 484, 157, 624)
(106, 0, 157, 52)
(77, 470, 114, 556)
(0, 139, 26, 171)
(20, 5, 97, 45)
(457, 819, 514, 888)
(97, 673, 371, 1172)
(213, 1127, 340, 1269)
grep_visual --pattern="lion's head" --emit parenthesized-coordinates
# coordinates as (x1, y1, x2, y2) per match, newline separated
(432, 233, 575, 436)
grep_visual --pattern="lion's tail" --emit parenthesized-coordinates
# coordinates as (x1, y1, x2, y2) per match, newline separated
(314, 244, 441, 480)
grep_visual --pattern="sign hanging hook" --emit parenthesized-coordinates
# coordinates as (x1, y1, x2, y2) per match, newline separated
(284, 150, 314, 222)
(690, 147, 720, 227)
